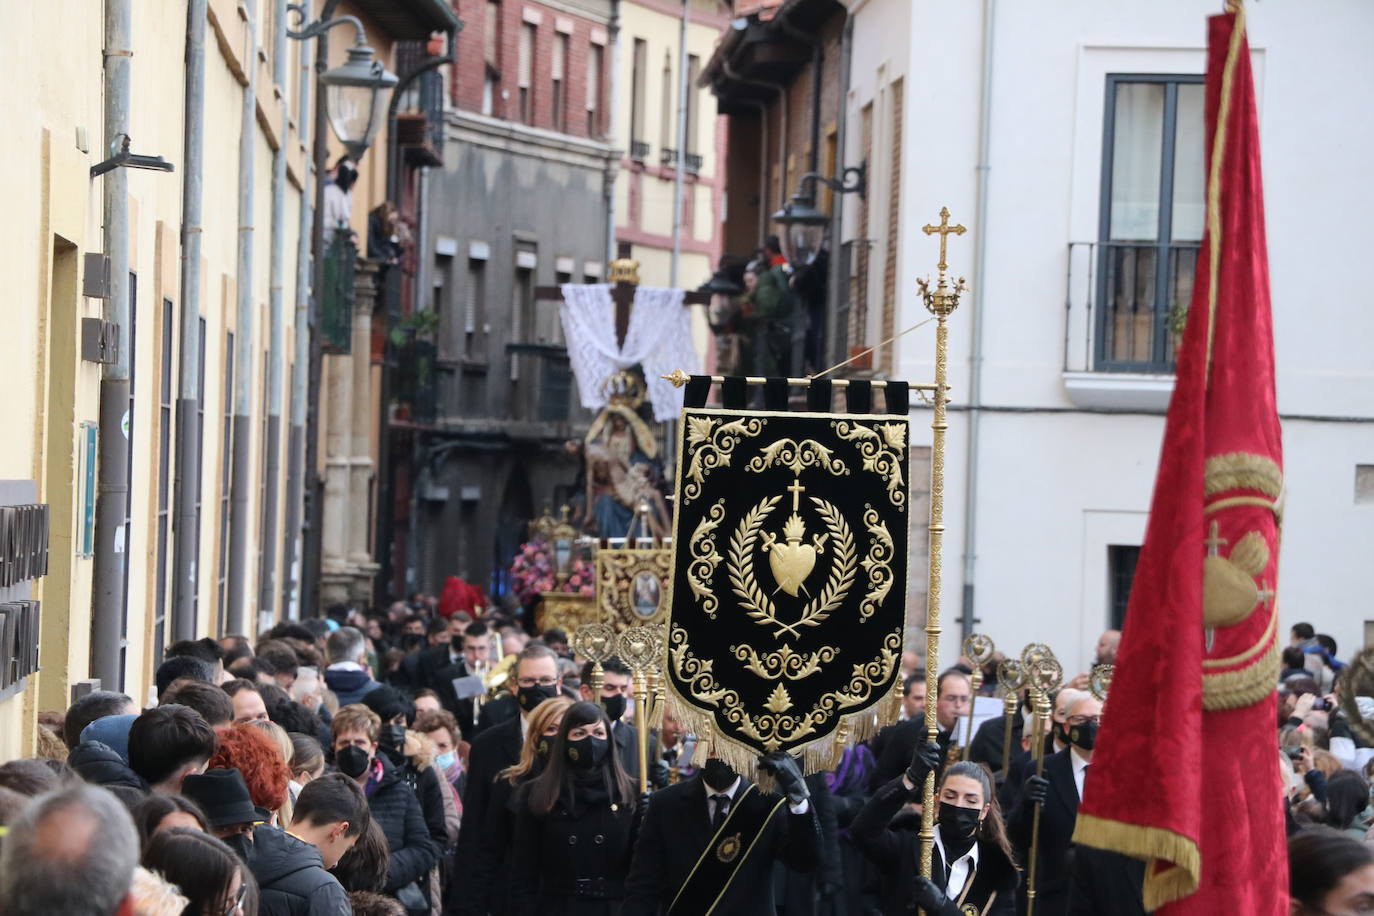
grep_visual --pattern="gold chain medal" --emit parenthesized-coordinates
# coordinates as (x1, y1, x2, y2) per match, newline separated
(1200, 453, 1283, 710)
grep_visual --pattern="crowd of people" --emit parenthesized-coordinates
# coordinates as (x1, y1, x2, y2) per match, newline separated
(0, 601, 1369, 915)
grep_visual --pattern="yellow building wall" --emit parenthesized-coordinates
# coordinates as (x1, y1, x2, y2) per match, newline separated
(0, 0, 315, 754)
(614, 1, 723, 290)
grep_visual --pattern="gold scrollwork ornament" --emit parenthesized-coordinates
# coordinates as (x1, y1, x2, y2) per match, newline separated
(682, 416, 766, 504)
(732, 643, 838, 680)
(831, 420, 908, 508)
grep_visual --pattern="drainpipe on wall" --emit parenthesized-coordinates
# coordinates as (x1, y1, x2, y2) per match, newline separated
(301, 0, 347, 620)
(227, 6, 258, 635)
(827, 13, 853, 372)
(668, 0, 690, 288)
(259, 0, 289, 625)
(91, 0, 134, 689)
(283, 11, 315, 620)
(171, 0, 207, 642)
(960, 0, 997, 640)
(604, 0, 621, 265)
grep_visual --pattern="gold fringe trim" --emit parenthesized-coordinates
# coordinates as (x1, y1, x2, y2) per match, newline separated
(665, 683, 901, 786)
(1072, 813, 1201, 911)
(1204, 452, 1283, 500)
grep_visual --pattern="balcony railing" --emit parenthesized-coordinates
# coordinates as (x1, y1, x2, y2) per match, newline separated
(660, 148, 678, 167)
(684, 152, 703, 174)
(392, 336, 438, 424)
(320, 233, 356, 354)
(506, 343, 574, 424)
(630, 140, 650, 162)
(1063, 240, 1197, 375)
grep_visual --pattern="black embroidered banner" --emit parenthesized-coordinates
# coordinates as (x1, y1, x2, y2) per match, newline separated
(666, 377, 909, 772)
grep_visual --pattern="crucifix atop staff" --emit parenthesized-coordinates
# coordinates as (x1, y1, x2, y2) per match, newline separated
(535, 242, 710, 348)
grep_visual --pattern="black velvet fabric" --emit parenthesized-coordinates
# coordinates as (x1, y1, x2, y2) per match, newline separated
(668, 396, 910, 759)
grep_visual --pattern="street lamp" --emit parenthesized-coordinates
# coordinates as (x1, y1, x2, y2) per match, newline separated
(772, 164, 868, 265)
(321, 39, 399, 161)
(288, 8, 397, 160)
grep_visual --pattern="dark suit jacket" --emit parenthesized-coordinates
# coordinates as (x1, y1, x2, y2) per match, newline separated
(476, 693, 520, 734)
(458, 719, 527, 911)
(623, 774, 820, 915)
(851, 775, 1017, 916)
(1068, 844, 1149, 916)
(969, 707, 1023, 777)
(612, 719, 640, 783)
(1007, 747, 1081, 916)
(416, 648, 487, 741)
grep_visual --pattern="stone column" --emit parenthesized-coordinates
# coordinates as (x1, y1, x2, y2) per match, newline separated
(321, 348, 353, 573)
(348, 261, 380, 577)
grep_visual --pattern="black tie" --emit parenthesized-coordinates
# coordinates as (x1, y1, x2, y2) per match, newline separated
(710, 793, 731, 830)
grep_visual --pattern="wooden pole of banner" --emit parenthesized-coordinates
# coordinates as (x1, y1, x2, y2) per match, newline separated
(916, 208, 967, 900)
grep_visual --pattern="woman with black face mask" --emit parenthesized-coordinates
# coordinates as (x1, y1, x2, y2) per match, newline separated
(852, 759, 1018, 915)
(509, 700, 641, 915)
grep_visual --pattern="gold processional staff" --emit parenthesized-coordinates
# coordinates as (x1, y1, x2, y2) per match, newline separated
(916, 208, 968, 906)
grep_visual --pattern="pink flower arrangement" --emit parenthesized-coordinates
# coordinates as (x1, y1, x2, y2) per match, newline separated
(509, 541, 594, 602)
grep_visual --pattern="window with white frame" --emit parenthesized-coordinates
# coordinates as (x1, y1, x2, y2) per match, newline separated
(1096, 74, 1204, 372)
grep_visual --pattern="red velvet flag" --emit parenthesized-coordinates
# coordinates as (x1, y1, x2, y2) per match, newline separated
(1071, 6, 1287, 913)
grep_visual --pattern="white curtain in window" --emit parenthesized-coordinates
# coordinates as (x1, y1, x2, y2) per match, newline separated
(1109, 83, 1164, 241)
(1171, 83, 1206, 242)
(559, 284, 698, 421)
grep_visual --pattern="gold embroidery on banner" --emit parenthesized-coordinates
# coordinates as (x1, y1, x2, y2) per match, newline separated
(670, 625, 900, 753)
(732, 643, 837, 681)
(686, 502, 726, 617)
(1202, 633, 1280, 711)
(1202, 522, 1273, 630)
(745, 438, 851, 478)
(728, 495, 856, 639)
(859, 507, 895, 621)
(764, 683, 793, 713)
(1204, 452, 1283, 500)
(681, 417, 766, 504)
(832, 420, 908, 508)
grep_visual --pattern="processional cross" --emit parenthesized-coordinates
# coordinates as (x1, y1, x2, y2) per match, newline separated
(535, 242, 710, 347)
(922, 206, 967, 274)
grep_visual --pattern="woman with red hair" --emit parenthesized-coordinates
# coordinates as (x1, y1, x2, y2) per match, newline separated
(208, 723, 291, 822)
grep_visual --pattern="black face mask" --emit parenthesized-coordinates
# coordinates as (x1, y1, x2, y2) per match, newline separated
(536, 737, 552, 759)
(938, 801, 981, 839)
(602, 694, 627, 722)
(702, 757, 737, 792)
(1055, 721, 1073, 746)
(379, 723, 407, 752)
(336, 744, 371, 779)
(566, 736, 610, 771)
(401, 633, 425, 652)
(518, 684, 560, 714)
(1068, 719, 1099, 751)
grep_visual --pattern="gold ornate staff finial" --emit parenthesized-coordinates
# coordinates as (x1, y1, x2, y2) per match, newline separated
(1089, 664, 1115, 702)
(916, 207, 966, 900)
(960, 634, 997, 761)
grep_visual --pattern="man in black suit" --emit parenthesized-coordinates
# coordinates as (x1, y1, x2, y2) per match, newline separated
(417, 619, 493, 741)
(870, 668, 972, 789)
(454, 644, 563, 914)
(1007, 692, 1102, 916)
(623, 751, 820, 915)
(578, 656, 640, 783)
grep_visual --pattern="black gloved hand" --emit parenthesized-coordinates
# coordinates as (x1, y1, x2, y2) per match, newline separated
(649, 759, 670, 789)
(911, 875, 953, 914)
(758, 751, 810, 806)
(905, 740, 943, 786)
(1024, 773, 1049, 806)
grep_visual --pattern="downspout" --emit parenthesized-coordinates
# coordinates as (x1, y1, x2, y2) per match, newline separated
(259, 0, 289, 625)
(227, 6, 258, 634)
(377, 26, 460, 602)
(92, 0, 134, 689)
(668, 0, 690, 287)
(284, 15, 315, 619)
(960, 0, 996, 639)
(605, 0, 621, 264)
(171, 0, 206, 642)
(302, 0, 347, 619)
(828, 13, 853, 371)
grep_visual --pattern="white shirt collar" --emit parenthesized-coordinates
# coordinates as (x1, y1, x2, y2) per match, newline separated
(1070, 747, 1091, 775)
(933, 823, 980, 897)
(327, 661, 363, 672)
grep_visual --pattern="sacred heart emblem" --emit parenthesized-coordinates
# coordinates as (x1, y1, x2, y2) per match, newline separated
(1202, 521, 1272, 629)
(767, 513, 824, 597)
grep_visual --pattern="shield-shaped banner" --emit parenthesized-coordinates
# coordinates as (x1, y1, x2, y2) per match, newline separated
(666, 379, 909, 774)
